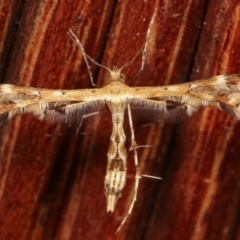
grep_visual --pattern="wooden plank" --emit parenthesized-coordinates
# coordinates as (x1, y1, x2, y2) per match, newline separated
(0, 1, 240, 239)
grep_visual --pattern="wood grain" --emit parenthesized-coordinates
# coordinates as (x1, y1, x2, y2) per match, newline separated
(0, 1, 240, 240)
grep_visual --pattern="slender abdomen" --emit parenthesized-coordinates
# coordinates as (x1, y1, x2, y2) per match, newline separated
(104, 102, 127, 212)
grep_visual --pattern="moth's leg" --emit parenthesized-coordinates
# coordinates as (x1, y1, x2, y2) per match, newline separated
(115, 104, 141, 233)
(45, 111, 101, 137)
(116, 104, 162, 233)
(68, 29, 110, 87)
(68, 30, 96, 87)
(131, 9, 157, 81)
(76, 111, 101, 134)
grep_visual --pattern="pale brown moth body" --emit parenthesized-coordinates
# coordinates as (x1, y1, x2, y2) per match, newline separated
(1, 10, 240, 232)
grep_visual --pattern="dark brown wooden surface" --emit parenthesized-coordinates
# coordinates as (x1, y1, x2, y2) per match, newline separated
(0, 1, 240, 240)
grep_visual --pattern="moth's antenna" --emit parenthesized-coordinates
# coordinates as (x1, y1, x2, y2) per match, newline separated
(68, 29, 111, 87)
(120, 9, 157, 78)
(119, 44, 145, 71)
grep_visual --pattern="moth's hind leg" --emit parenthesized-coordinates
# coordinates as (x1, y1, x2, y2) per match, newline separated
(115, 104, 142, 233)
(115, 104, 162, 233)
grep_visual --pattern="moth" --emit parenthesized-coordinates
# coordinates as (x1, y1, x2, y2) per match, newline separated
(1, 11, 240, 232)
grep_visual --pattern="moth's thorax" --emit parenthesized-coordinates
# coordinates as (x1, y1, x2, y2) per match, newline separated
(102, 75, 130, 102)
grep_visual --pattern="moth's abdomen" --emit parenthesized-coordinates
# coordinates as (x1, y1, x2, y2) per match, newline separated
(105, 104, 127, 212)
(105, 156, 127, 212)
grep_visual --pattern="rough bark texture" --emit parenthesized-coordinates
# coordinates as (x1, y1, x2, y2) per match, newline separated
(0, 0, 240, 240)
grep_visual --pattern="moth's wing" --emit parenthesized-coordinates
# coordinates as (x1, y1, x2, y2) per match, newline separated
(129, 98, 194, 122)
(0, 84, 40, 124)
(0, 84, 107, 125)
(187, 74, 240, 118)
(43, 101, 107, 125)
(128, 74, 240, 121)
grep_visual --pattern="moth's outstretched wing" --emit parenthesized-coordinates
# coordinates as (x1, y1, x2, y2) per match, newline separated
(0, 84, 107, 125)
(128, 74, 240, 121)
(129, 98, 195, 121)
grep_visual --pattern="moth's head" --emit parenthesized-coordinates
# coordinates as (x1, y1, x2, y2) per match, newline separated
(106, 67, 125, 84)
